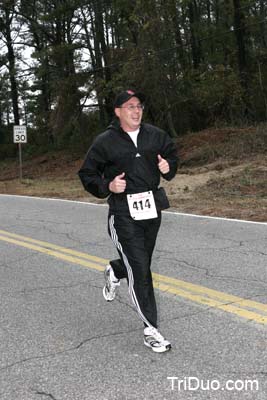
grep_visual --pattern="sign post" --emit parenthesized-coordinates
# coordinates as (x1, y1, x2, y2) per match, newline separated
(13, 125, 27, 181)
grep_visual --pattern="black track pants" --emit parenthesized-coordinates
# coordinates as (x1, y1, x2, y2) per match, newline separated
(108, 213, 161, 329)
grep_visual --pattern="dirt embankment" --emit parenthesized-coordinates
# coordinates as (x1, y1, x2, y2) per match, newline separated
(0, 126, 266, 222)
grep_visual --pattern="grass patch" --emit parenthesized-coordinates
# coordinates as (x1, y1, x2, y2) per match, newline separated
(197, 167, 267, 199)
(179, 125, 267, 167)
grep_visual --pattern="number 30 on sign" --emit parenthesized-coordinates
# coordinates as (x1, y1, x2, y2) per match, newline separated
(13, 126, 27, 143)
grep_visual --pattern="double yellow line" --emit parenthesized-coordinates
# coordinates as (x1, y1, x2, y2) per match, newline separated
(0, 228, 267, 325)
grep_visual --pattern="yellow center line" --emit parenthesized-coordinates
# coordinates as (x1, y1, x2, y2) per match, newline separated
(153, 273, 267, 313)
(0, 235, 105, 272)
(155, 282, 267, 324)
(0, 229, 266, 325)
(0, 229, 108, 265)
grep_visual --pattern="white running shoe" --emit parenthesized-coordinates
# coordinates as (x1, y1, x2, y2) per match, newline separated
(103, 264, 120, 301)
(144, 327, 171, 353)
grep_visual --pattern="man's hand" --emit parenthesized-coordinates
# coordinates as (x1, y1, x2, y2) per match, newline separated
(157, 154, 170, 174)
(109, 172, 126, 193)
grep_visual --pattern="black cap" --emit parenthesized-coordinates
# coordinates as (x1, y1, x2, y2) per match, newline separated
(114, 90, 145, 108)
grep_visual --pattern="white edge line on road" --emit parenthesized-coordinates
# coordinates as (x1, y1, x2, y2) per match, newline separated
(0, 194, 107, 207)
(0, 193, 266, 226)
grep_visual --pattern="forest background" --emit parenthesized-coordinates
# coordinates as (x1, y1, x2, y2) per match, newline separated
(0, 0, 266, 221)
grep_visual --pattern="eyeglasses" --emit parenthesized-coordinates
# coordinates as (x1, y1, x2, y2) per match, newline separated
(119, 104, 144, 111)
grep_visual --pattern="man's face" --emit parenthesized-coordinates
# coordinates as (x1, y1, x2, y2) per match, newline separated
(115, 96, 143, 132)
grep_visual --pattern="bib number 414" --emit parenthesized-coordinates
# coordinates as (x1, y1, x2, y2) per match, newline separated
(132, 198, 151, 211)
(127, 191, 158, 220)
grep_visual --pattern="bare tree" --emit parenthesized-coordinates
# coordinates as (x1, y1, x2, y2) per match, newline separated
(0, 0, 20, 124)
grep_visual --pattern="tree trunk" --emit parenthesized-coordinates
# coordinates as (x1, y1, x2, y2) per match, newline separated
(4, 8, 20, 124)
(94, 0, 113, 119)
(233, 0, 247, 79)
(233, 0, 252, 118)
(259, 0, 267, 48)
(188, 1, 201, 68)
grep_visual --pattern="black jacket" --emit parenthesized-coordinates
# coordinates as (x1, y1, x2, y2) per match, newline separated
(78, 120, 178, 214)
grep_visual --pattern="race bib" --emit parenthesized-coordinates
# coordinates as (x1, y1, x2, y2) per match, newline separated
(127, 191, 158, 220)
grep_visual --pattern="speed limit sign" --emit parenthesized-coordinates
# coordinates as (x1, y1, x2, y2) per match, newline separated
(13, 125, 27, 143)
(13, 125, 27, 180)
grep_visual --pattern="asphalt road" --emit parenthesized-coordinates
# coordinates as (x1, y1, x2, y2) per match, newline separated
(0, 194, 267, 400)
